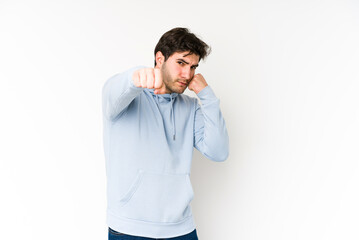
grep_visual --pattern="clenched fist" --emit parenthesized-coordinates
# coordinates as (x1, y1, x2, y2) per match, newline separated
(188, 73, 208, 94)
(132, 68, 167, 94)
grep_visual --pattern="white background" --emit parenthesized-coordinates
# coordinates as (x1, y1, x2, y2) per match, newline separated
(1, 0, 358, 239)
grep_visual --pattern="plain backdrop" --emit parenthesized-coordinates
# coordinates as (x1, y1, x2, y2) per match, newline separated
(1, 0, 358, 239)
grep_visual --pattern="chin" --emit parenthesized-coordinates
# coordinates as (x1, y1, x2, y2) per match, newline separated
(176, 88, 186, 94)
(169, 87, 186, 94)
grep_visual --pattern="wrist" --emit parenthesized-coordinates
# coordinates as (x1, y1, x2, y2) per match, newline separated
(195, 84, 208, 94)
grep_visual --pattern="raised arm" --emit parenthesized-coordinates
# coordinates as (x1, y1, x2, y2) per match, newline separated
(189, 74, 229, 162)
(102, 66, 166, 121)
(193, 86, 229, 162)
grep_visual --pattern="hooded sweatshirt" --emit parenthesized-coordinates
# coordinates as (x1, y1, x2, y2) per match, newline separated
(102, 66, 229, 238)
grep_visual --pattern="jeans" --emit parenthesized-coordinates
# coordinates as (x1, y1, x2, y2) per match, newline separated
(108, 227, 199, 240)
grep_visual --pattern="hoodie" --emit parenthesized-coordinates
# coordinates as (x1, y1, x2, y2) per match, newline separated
(102, 66, 229, 238)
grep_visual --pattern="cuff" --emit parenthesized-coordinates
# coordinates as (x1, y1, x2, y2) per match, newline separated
(197, 86, 218, 103)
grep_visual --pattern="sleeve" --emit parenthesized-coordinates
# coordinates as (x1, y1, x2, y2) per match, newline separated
(102, 66, 145, 121)
(193, 86, 229, 162)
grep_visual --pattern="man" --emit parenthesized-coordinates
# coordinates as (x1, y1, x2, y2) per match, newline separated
(102, 27, 229, 239)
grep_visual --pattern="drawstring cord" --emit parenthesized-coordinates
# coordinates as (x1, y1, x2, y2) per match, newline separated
(155, 93, 176, 141)
(170, 95, 176, 140)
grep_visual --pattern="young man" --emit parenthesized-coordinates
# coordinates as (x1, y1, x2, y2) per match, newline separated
(102, 27, 229, 239)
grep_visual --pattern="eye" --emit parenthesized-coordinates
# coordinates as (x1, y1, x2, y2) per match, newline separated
(191, 66, 197, 70)
(177, 61, 184, 65)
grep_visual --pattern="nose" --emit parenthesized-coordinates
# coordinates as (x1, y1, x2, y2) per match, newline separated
(181, 67, 192, 80)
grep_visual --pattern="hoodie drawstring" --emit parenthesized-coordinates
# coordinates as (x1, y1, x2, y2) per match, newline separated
(170, 95, 176, 140)
(154, 92, 176, 141)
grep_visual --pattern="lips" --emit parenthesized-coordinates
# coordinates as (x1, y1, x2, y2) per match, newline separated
(178, 81, 187, 86)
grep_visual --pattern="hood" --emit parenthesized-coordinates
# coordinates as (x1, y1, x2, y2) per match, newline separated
(148, 89, 179, 141)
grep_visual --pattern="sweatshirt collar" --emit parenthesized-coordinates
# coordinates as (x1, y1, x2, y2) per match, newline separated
(147, 89, 178, 141)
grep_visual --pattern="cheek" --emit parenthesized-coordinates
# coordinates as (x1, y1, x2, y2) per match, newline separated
(174, 65, 182, 75)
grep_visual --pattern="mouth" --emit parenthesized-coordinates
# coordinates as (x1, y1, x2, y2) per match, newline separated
(178, 81, 188, 87)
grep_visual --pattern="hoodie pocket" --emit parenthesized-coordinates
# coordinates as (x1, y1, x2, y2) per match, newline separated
(119, 169, 194, 224)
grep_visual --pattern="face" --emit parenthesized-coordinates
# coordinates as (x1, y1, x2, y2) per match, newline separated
(157, 51, 200, 94)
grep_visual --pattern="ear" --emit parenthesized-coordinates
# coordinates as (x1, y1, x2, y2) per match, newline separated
(155, 51, 165, 68)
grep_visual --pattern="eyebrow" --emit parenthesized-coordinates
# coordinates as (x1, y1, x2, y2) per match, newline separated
(176, 58, 199, 68)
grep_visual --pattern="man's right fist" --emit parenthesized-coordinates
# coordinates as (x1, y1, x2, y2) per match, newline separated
(132, 68, 167, 94)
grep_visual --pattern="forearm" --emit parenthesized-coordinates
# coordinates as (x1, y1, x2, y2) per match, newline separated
(194, 86, 229, 162)
(102, 66, 144, 121)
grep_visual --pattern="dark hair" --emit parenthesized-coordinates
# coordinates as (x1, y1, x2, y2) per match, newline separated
(154, 27, 211, 66)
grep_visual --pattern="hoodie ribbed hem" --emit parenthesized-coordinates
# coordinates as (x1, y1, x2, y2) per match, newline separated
(107, 210, 196, 238)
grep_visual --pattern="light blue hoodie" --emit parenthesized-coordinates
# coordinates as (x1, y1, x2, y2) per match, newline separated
(102, 66, 229, 238)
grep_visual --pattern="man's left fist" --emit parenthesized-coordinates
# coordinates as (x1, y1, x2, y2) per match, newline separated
(188, 73, 208, 94)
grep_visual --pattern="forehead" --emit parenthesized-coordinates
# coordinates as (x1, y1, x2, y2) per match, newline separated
(169, 51, 200, 64)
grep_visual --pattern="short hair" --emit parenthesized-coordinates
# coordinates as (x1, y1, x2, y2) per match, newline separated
(154, 27, 211, 66)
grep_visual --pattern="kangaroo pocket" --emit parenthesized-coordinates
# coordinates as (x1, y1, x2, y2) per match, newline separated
(118, 169, 194, 223)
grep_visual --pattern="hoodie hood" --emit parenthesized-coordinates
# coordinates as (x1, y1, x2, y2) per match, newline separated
(148, 89, 179, 141)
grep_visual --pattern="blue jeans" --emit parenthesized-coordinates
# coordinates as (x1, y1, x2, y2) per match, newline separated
(108, 227, 199, 240)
